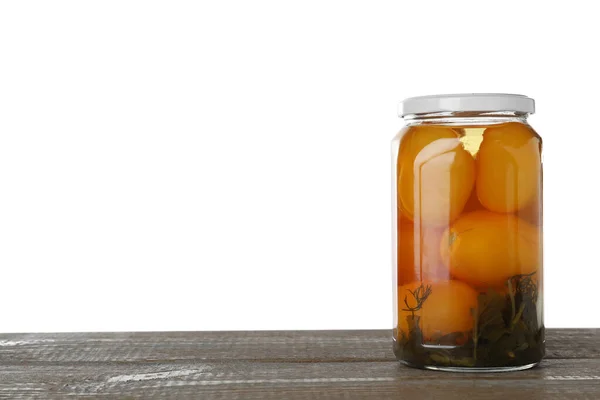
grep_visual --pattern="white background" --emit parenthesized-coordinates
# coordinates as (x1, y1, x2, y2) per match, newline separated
(1, 1, 598, 332)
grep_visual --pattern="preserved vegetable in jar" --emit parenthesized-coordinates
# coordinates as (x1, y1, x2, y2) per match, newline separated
(396, 126, 476, 226)
(392, 94, 544, 371)
(476, 123, 542, 213)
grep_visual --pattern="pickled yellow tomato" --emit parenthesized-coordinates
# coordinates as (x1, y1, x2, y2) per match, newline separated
(476, 123, 542, 213)
(397, 216, 449, 286)
(440, 210, 542, 288)
(397, 280, 477, 340)
(397, 126, 475, 226)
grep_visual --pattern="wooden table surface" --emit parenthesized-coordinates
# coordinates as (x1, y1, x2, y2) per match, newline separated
(0, 329, 598, 399)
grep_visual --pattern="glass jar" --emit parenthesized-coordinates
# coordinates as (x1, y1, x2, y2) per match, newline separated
(392, 94, 544, 372)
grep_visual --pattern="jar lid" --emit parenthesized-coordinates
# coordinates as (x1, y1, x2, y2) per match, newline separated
(400, 93, 535, 117)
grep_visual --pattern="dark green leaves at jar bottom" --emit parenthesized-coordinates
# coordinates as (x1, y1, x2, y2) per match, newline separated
(394, 273, 545, 368)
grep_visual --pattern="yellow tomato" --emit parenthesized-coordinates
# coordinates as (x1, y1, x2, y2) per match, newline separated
(440, 210, 542, 288)
(476, 123, 542, 213)
(397, 280, 477, 340)
(397, 126, 475, 226)
(397, 217, 449, 285)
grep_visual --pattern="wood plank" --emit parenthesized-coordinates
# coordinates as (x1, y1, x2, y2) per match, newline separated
(0, 329, 597, 363)
(0, 329, 598, 399)
(0, 359, 599, 399)
(0, 330, 391, 364)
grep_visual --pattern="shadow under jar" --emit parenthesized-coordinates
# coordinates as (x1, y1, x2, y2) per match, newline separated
(391, 94, 544, 372)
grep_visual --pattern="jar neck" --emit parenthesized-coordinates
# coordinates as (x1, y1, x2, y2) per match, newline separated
(403, 111, 529, 126)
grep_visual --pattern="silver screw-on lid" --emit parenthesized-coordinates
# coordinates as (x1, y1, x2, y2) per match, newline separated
(400, 93, 535, 117)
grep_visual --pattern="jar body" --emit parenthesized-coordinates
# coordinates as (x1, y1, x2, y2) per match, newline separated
(392, 114, 544, 371)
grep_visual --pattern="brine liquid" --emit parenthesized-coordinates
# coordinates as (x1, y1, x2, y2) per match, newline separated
(392, 122, 544, 370)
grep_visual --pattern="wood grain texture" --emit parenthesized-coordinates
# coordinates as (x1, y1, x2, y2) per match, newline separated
(0, 329, 598, 399)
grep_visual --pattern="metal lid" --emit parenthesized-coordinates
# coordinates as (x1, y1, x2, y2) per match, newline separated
(400, 93, 535, 117)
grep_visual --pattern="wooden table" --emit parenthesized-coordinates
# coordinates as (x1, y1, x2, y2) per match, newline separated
(0, 329, 598, 399)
